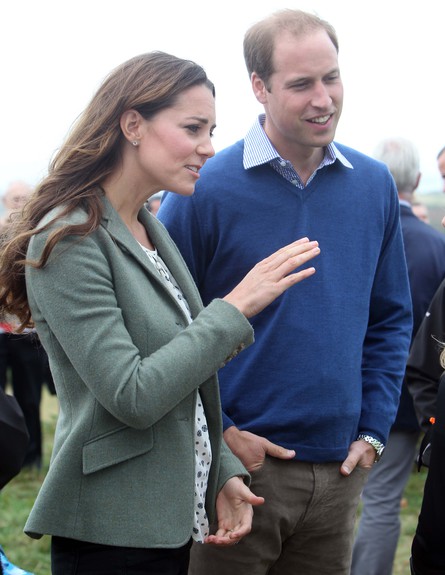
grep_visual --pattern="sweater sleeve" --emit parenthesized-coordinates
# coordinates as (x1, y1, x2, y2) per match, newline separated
(359, 181, 413, 443)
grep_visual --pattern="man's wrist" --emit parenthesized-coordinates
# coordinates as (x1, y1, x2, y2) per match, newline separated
(223, 425, 241, 446)
(357, 433, 385, 462)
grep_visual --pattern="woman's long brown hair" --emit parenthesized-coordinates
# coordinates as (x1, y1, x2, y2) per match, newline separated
(0, 51, 214, 330)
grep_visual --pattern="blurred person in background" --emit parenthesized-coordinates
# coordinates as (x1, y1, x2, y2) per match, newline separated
(437, 146, 445, 193)
(406, 146, 445, 575)
(0, 181, 46, 470)
(351, 137, 445, 575)
(408, 290, 445, 574)
(145, 192, 163, 216)
(0, 181, 33, 230)
(0, 353, 33, 574)
(412, 201, 430, 224)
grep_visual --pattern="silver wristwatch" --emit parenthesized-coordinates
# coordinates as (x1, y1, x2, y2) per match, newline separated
(357, 433, 385, 462)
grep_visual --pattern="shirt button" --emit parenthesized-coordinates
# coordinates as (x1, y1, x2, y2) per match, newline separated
(291, 179, 298, 185)
(280, 160, 286, 167)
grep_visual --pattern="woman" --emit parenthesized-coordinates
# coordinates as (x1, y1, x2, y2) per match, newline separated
(0, 51, 320, 574)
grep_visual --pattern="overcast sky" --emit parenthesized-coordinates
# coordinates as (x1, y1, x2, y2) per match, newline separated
(2, 0, 444, 194)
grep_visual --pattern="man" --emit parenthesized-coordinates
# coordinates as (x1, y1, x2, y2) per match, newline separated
(407, 145, 445, 429)
(437, 146, 445, 193)
(407, 274, 445, 575)
(408, 308, 445, 575)
(144, 192, 162, 217)
(158, 9, 412, 574)
(406, 145, 445, 575)
(351, 138, 445, 575)
(0, 180, 33, 230)
(412, 201, 430, 223)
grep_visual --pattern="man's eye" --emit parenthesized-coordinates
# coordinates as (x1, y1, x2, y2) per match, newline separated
(291, 82, 309, 90)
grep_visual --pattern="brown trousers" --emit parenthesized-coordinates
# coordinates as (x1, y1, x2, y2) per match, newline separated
(190, 457, 369, 575)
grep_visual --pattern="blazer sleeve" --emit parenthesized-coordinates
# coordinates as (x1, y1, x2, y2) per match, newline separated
(26, 226, 254, 430)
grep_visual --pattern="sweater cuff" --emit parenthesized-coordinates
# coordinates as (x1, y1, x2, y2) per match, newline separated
(222, 412, 235, 431)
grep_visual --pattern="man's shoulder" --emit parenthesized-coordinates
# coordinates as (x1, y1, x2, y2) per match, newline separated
(401, 211, 445, 277)
(334, 142, 385, 170)
(404, 211, 445, 244)
(201, 139, 244, 173)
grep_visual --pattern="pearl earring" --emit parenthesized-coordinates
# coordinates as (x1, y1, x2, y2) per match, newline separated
(132, 140, 139, 147)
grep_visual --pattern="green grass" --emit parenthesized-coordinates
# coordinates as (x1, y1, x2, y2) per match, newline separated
(393, 468, 427, 575)
(0, 389, 428, 575)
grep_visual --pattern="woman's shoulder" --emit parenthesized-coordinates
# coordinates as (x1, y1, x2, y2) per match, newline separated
(37, 204, 88, 229)
(28, 204, 90, 260)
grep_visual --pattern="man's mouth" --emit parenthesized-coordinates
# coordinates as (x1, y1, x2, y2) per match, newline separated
(308, 115, 331, 125)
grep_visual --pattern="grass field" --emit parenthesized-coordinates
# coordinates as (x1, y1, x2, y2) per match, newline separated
(0, 389, 427, 575)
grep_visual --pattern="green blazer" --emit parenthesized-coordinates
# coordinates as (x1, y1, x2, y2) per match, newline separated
(24, 196, 254, 548)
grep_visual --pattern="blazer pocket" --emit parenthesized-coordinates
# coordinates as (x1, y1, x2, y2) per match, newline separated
(82, 425, 154, 475)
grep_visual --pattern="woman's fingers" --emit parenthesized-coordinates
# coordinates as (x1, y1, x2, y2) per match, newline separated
(223, 237, 320, 318)
(252, 241, 320, 285)
(262, 239, 319, 270)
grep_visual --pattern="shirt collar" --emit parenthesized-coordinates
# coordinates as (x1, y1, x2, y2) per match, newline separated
(243, 114, 353, 170)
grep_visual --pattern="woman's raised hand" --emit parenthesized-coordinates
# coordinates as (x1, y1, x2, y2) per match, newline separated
(223, 237, 320, 319)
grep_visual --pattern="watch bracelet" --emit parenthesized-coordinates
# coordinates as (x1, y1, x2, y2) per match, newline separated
(357, 433, 385, 460)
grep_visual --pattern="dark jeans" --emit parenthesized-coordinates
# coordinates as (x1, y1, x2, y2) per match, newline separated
(51, 536, 192, 575)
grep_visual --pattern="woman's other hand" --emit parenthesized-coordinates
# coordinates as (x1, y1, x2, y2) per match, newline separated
(204, 477, 264, 546)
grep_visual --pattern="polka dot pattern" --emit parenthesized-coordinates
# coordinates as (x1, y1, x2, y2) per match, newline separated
(139, 243, 212, 542)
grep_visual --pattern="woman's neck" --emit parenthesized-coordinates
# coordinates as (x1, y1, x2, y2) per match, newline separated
(101, 183, 156, 250)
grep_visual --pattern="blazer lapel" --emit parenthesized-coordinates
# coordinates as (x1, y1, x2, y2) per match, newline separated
(100, 197, 203, 319)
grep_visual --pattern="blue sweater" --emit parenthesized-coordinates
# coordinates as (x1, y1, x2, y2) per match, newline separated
(158, 140, 413, 462)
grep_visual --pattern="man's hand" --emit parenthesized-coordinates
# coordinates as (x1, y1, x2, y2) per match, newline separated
(340, 439, 376, 476)
(224, 426, 295, 472)
(204, 477, 264, 546)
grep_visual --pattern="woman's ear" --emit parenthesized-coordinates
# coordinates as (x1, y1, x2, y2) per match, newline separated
(120, 110, 142, 145)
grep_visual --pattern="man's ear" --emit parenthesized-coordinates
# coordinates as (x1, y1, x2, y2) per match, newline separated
(120, 109, 143, 144)
(251, 73, 268, 105)
(414, 172, 422, 191)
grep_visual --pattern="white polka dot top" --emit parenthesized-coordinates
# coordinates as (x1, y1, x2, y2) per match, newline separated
(139, 243, 212, 543)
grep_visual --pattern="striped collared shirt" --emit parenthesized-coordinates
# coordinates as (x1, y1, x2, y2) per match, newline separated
(243, 114, 353, 188)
